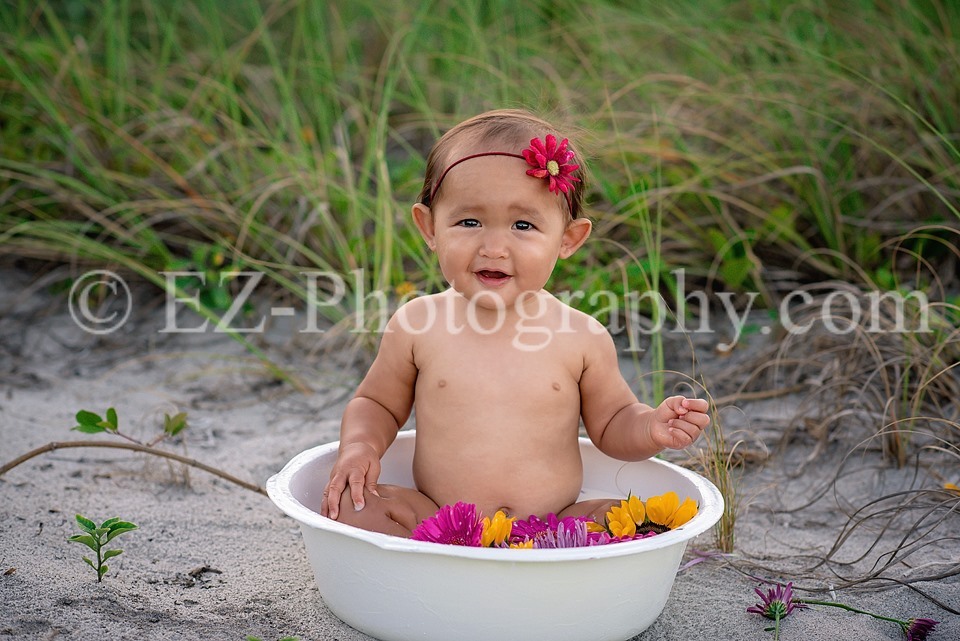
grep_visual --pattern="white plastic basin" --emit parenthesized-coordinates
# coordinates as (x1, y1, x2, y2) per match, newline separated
(267, 430, 723, 641)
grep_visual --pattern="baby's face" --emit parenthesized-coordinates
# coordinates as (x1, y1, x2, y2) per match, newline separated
(422, 153, 575, 311)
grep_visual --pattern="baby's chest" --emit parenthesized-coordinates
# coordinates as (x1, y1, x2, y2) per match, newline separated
(415, 340, 582, 404)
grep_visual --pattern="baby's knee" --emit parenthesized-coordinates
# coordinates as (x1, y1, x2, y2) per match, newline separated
(559, 498, 620, 523)
(334, 487, 412, 538)
(335, 486, 378, 524)
(335, 485, 367, 516)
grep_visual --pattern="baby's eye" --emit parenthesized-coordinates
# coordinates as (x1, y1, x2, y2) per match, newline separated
(456, 219, 481, 228)
(513, 220, 536, 231)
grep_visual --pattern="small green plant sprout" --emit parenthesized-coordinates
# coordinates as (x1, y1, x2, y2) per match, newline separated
(72, 407, 188, 448)
(1, 407, 264, 495)
(71, 407, 191, 483)
(68, 514, 137, 582)
(72, 408, 119, 435)
(162, 412, 188, 440)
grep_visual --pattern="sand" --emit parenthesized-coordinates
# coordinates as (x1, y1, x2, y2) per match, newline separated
(1, 265, 956, 640)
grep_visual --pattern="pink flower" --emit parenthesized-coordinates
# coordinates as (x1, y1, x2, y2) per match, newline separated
(613, 531, 659, 543)
(521, 135, 580, 195)
(410, 502, 483, 546)
(587, 530, 614, 546)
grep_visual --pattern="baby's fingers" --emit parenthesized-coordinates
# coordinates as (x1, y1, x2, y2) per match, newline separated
(322, 477, 346, 520)
(681, 397, 709, 414)
(667, 414, 709, 447)
(347, 469, 370, 512)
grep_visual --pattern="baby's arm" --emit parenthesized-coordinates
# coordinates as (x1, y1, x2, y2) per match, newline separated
(579, 323, 709, 460)
(321, 305, 419, 520)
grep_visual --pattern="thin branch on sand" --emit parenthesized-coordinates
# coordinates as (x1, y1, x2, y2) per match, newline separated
(0, 440, 266, 496)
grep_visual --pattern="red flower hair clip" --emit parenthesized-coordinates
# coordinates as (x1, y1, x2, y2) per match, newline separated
(425, 135, 581, 214)
(521, 134, 580, 195)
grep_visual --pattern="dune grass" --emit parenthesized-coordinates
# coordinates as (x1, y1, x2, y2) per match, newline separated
(2, 0, 958, 553)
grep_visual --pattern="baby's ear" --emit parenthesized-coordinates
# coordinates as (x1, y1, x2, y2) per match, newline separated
(411, 203, 437, 250)
(559, 217, 592, 258)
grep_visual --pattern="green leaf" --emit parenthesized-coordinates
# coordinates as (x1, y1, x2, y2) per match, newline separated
(75, 514, 97, 533)
(719, 255, 754, 289)
(75, 410, 102, 426)
(102, 549, 123, 560)
(873, 266, 896, 290)
(204, 286, 233, 311)
(101, 517, 121, 528)
(98, 564, 108, 578)
(71, 424, 105, 434)
(82, 556, 96, 569)
(72, 423, 106, 434)
(706, 228, 727, 253)
(68, 534, 98, 551)
(105, 525, 137, 543)
(106, 407, 118, 429)
(164, 412, 188, 436)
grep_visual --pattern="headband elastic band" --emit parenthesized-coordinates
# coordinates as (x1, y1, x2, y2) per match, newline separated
(423, 135, 580, 215)
(428, 152, 524, 205)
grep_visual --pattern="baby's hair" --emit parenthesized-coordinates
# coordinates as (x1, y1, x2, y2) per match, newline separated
(418, 108, 586, 219)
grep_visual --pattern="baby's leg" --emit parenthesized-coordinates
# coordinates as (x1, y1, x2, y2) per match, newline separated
(558, 498, 620, 524)
(334, 484, 440, 538)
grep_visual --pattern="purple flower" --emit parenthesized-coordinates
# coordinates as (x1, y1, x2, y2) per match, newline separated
(904, 617, 938, 641)
(507, 513, 661, 548)
(616, 531, 659, 543)
(747, 582, 807, 620)
(795, 595, 940, 640)
(410, 502, 483, 546)
(510, 513, 587, 546)
(587, 530, 613, 546)
(532, 519, 588, 549)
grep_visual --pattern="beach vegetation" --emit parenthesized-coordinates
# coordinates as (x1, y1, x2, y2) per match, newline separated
(68, 514, 137, 582)
(0, 407, 266, 495)
(0, 0, 957, 596)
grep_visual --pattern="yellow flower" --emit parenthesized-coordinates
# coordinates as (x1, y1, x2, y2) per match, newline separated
(509, 539, 534, 549)
(585, 520, 608, 534)
(668, 497, 698, 528)
(480, 510, 515, 547)
(605, 501, 637, 539)
(645, 492, 680, 527)
(945, 483, 960, 495)
(625, 494, 645, 524)
(394, 281, 417, 298)
(645, 492, 698, 529)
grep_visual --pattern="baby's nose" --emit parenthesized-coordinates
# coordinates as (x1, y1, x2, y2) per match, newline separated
(478, 230, 509, 258)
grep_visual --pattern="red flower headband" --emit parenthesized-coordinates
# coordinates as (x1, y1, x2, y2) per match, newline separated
(426, 134, 580, 213)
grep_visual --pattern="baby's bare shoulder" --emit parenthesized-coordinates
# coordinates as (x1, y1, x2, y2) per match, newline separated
(550, 296, 609, 337)
(386, 291, 451, 337)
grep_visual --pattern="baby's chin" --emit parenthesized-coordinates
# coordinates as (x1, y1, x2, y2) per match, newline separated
(457, 288, 551, 315)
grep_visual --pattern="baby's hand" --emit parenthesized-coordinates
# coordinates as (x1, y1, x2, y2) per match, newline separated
(320, 442, 381, 521)
(650, 395, 710, 450)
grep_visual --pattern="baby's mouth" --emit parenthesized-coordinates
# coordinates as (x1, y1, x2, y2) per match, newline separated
(475, 269, 511, 286)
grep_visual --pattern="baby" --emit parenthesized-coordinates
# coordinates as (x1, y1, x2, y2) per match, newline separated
(320, 109, 710, 536)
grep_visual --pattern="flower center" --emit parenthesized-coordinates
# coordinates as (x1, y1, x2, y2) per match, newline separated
(546, 160, 560, 176)
(765, 600, 787, 620)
